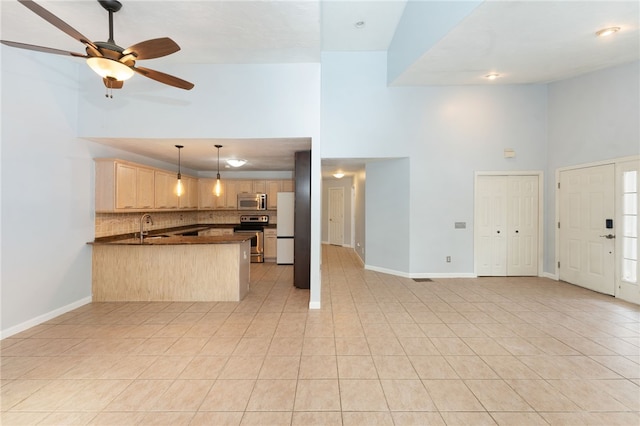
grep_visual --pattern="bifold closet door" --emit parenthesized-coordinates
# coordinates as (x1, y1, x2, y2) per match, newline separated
(476, 175, 538, 276)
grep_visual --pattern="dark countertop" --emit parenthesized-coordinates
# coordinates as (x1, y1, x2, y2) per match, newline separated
(90, 224, 251, 245)
(92, 234, 253, 246)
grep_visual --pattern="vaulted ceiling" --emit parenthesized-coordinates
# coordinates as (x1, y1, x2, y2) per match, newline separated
(2, 0, 638, 175)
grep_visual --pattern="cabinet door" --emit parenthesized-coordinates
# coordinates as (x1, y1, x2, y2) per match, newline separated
(213, 181, 227, 209)
(154, 171, 179, 209)
(179, 176, 198, 209)
(282, 180, 295, 192)
(264, 229, 277, 260)
(236, 180, 253, 194)
(115, 163, 137, 209)
(266, 181, 282, 210)
(224, 181, 240, 209)
(253, 180, 266, 194)
(198, 179, 216, 209)
(136, 168, 155, 209)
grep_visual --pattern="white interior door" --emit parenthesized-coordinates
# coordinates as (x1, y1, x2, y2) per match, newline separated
(476, 176, 507, 276)
(559, 164, 615, 295)
(507, 176, 539, 275)
(328, 187, 344, 246)
(476, 174, 539, 276)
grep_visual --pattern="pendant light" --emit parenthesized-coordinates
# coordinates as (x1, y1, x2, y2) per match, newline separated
(175, 144, 184, 197)
(214, 144, 223, 197)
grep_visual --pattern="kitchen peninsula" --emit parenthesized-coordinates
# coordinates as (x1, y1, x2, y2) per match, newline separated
(91, 232, 252, 302)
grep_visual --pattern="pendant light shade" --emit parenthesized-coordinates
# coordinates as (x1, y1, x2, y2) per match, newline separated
(214, 144, 223, 197)
(175, 145, 184, 197)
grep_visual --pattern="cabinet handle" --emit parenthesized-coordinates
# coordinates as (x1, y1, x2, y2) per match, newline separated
(515, 230, 519, 233)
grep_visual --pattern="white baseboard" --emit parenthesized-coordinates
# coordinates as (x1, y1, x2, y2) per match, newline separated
(1, 296, 92, 339)
(364, 265, 478, 279)
(542, 272, 559, 280)
(309, 301, 321, 309)
(411, 272, 478, 279)
(364, 264, 412, 278)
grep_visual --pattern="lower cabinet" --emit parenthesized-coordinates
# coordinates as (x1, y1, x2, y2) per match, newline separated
(264, 228, 277, 261)
(198, 228, 234, 237)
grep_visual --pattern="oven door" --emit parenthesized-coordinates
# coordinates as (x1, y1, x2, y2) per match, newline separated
(234, 229, 264, 263)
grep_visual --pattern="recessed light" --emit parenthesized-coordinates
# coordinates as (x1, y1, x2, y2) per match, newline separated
(596, 26, 621, 37)
(354, 21, 366, 29)
(485, 73, 499, 80)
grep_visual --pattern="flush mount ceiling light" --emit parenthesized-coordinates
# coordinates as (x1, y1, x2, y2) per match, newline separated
(226, 159, 247, 168)
(354, 20, 366, 29)
(214, 144, 223, 197)
(485, 73, 500, 80)
(333, 172, 345, 179)
(595, 27, 621, 37)
(175, 145, 184, 197)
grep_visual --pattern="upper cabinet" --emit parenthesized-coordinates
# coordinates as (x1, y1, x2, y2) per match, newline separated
(96, 158, 294, 213)
(95, 160, 155, 212)
(179, 176, 199, 209)
(154, 170, 180, 210)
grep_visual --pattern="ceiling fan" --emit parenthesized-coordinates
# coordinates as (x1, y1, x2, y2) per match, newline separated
(1, 0, 194, 95)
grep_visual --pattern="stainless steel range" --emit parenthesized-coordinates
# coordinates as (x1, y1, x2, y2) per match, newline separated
(234, 215, 269, 263)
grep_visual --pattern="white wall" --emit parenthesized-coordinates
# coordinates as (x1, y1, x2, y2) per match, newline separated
(321, 51, 548, 276)
(1, 48, 93, 335)
(365, 159, 411, 274)
(546, 61, 640, 273)
(353, 170, 366, 262)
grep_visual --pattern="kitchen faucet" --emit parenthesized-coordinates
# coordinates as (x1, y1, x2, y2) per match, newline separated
(139, 213, 153, 243)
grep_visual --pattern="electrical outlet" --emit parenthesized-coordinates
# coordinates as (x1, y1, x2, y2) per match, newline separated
(446, 256, 451, 263)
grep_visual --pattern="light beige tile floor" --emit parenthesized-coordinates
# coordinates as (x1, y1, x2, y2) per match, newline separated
(1, 244, 639, 425)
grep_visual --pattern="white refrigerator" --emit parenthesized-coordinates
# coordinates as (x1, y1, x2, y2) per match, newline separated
(276, 192, 295, 264)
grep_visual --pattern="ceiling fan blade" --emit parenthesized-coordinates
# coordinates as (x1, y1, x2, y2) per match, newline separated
(18, 0, 98, 50)
(133, 66, 194, 90)
(122, 37, 180, 60)
(1, 40, 87, 57)
(103, 78, 123, 89)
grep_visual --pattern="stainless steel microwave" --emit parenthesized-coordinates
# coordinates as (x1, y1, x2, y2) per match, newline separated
(238, 193, 267, 210)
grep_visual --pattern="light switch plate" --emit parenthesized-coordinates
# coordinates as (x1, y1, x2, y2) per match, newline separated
(455, 222, 466, 229)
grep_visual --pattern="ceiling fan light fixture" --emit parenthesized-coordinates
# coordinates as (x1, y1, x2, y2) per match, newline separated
(226, 159, 247, 168)
(87, 57, 134, 81)
(485, 73, 500, 80)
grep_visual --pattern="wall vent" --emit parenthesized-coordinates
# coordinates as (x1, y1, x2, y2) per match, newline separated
(413, 278, 433, 282)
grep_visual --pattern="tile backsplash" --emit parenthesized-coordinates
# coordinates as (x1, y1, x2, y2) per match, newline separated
(95, 210, 277, 238)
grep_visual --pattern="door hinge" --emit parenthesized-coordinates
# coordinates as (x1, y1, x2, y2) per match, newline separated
(557, 261, 560, 268)
(557, 222, 560, 229)
(557, 182, 560, 189)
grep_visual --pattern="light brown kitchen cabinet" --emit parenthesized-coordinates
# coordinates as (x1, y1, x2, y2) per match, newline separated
(198, 178, 216, 209)
(95, 159, 155, 212)
(199, 228, 234, 236)
(154, 170, 179, 209)
(252, 180, 266, 194)
(179, 176, 198, 209)
(265, 180, 294, 209)
(282, 179, 294, 192)
(264, 228, 277, 261)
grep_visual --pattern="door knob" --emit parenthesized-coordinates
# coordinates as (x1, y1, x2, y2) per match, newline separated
(599, 234, 615, 239)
